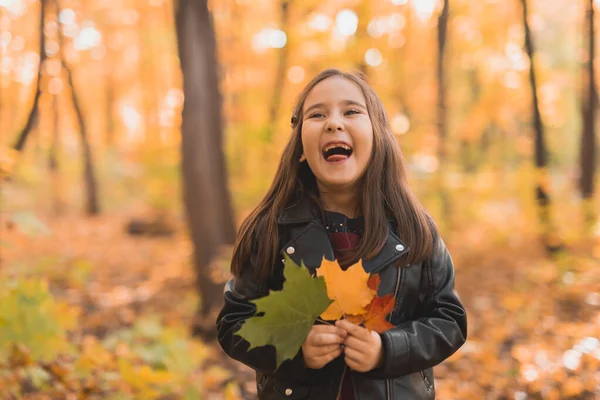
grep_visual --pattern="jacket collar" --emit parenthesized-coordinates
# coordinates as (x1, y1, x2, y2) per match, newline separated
(277, 197, 320, 225)
(277, 197, 410, 274)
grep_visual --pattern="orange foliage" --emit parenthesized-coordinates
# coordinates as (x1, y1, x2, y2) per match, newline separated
(317, 258, 375, 320)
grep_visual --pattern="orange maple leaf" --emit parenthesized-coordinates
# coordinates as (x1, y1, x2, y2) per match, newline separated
(362, 294, 396, 333)
(317, 258, 375, 320)
(367, 273, 380, 291)
(347, 273, 396, 333)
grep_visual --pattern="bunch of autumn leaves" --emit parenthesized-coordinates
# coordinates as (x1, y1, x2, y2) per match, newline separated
(237, 256, 395, 368)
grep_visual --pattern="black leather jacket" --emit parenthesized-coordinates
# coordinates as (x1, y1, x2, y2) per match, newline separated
(216, 198, 467, 399)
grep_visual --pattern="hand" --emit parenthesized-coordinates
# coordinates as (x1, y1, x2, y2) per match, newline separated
(336, 319, 384, 372)
(302, 324, 347, 369)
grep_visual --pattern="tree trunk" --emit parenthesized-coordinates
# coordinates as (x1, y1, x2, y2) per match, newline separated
(48, 95, 58, 172)
(460, 69, 481, 174)
(175, 0, 237, 340)
(437, 0, 449, 164)
(580, 0, 596, 202)
(394, 8, 411, 121)
(13, 0, 46, 152)
(97, 8, 117, 148)
(137, 4, 160, 142)
(49, 93, 64, 215)
(436, 0, 451, 227)
(265, 0, 291, 143)
(55, 0, 100, 215)
(354, 1, 370, 77)
(521, 0, 561, 252)
(105, 71, 116, 147)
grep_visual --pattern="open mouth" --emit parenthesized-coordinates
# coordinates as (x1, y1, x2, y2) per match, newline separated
(322, 143, 353, 162)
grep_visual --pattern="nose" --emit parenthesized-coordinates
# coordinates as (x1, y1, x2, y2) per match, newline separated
(325, 116, 344, 132)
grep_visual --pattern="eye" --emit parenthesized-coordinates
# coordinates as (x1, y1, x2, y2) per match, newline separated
(344, 109, 360, 116)
(308, 112, 325, 119)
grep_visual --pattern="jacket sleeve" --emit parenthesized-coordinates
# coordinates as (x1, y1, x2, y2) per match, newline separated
(373, 236, 467, 378)
(215, 253, 311, 382)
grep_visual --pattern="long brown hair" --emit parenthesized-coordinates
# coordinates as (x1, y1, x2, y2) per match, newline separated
(231, 69, 437, 281)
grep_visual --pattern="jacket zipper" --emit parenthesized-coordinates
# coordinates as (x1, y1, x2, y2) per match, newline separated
(385, 267, 403, 400)
(420, 370, 432, 391)
(336, 365, 347, 400)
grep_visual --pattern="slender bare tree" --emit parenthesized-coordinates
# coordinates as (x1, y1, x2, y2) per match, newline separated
(265, 0, 291, 143)
(97, 8, 118, 148)
(437, 0, 449, 158)
(436, 0, 451, 226)
(175, 0, 237, 339)
(55, 0, 100, 215)
(521, 0, 561, 252)
(48, 92, 65, 215)
(580, 0, 596, 206)
(13, 0, 46, 152)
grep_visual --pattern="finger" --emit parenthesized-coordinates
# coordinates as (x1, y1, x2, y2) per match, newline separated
(370, 330, 382, 345)
(346, 360, 367, 372)
(312, 333, 345, 346)
(328, 347, 343, 360)
(320, 347, 342, 365)
(336, 320, 369, 339)
(343, 347, 363, 364)
(315, 333, 345, 346)
(344, 335, 367, 351)
(335, 319, 357, 333)
(344, 355, 363, 372)
(312, 324, 348, 338)
(315, 343, 342, 356)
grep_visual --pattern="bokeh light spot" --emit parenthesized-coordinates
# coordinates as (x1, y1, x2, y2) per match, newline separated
(287, 65, 305, 84)
(252, 28, 287, 52)
(336, 10, 358, 36)
(365, 48, 383, 67)
(74, 24, 102, 50)
(392, 113, 410, 134)
(58, 8, 76, 25)
(309, 13, 331, 32)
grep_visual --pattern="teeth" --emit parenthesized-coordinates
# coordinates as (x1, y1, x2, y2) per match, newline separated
(323, 144, 351, 152)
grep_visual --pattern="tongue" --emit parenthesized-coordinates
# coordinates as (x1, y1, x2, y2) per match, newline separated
(326, 154, 349, 162)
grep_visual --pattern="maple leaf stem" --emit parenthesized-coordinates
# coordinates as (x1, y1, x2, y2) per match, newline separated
(315, 317, 334, 326)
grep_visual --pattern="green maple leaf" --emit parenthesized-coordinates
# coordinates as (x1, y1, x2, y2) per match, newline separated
(236, 255, 332, 368)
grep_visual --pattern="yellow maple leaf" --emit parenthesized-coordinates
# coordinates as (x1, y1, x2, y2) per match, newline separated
(317, 258, 375, 320)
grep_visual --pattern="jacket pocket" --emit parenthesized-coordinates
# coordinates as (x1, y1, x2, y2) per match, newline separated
(273, 381, 310, 399)
(387, 372, 435, 399)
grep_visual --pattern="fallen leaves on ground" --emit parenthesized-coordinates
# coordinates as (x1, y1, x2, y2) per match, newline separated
(1, 212, 599, 399)
(0, 212, 245, 399)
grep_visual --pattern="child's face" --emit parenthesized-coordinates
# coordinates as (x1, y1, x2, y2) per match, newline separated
(301, 77, 374, 192)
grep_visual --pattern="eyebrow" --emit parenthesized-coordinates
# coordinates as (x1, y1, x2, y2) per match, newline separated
(303, 100, 367, 115)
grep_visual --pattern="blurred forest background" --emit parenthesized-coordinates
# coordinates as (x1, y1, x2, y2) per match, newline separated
(1, 0, 599, 398)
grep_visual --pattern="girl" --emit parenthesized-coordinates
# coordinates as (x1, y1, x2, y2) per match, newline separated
(216, 69, 467, 399)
